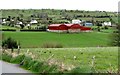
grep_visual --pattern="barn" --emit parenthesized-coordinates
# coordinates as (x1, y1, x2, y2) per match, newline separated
(47, 24, 68, 32)
(47, 24, 91, 33)
(66, 24, 81, 33)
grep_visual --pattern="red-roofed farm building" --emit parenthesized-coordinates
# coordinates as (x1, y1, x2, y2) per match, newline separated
(47, 24, 91, 33)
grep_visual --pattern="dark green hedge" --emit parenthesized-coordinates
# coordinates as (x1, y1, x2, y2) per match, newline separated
(20, 29, 46, 32)
(1, 29, 16, 31)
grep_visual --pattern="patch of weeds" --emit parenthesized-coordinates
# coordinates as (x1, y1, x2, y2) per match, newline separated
(2, 53, 12, 62)
(42, 42, 63, 48)
(22, 56, 32, 68)
(10, 54, 25, 64)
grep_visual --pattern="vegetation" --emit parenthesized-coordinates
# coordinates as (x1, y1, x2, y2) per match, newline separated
(1, 9, 118, 74)
(2, 37, 18, 53)
(2, 31, 113, 48)
(1, 9, 118, 29)
(1, 47, 118, 73)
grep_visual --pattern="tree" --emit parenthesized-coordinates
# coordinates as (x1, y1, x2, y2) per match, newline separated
(2, 37, 18, 53)
(20, 24, 25, 29)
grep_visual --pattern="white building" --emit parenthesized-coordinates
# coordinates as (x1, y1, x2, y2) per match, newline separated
(72, 20, 81, 24)
(102, 22, 112, 26)
(2, 19, 6, 24)
(30, 20, 38, 24)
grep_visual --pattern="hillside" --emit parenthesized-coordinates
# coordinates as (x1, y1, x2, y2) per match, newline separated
(0, 9, 118, 25)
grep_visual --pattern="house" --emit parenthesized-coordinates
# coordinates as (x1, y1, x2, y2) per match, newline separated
(47, 24, 91, 33)
(72, 20, 81, 24)
(30, 20, 38, 24)
(84, 22, 93, 27)
(2, 19, 6, 24)
(17, 21, 23, 25)
(102, 22, 112, 26)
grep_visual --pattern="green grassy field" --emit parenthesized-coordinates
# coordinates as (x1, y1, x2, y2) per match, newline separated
(2, 31, 112, 48)
(18, 47, 118, 73)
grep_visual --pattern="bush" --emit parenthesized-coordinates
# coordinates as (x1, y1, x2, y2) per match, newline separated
(2, 37, 18, 49)
(104, 26, 108, 29)
(42, 42, 63, 48)
(2, 53, 12, 62)
(20, 29, 46, 31)
(10, 54, 25, 64)
(1, 29, 16, 31)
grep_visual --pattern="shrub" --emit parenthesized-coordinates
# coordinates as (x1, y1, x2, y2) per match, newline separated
(1, 29, 16, 31)
(20, 29, 46, 31)
(2, 37, 18, 49)
(10, 54, 25, 64)
(104, 26, 108, 29)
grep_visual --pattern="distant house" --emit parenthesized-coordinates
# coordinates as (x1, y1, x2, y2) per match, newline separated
(47, 24, 91, 33)
(84, 22, 93, 27)
(102, 22, 112, 26)
(72, 20, 81, 24)
(17, 21, 23, 25)
(2, 19, 6, 24)
(30, 20, 38, 24)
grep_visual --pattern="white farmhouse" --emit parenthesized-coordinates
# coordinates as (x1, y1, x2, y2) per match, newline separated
(30, 20, 38, 24)
(72, 20, 81, 24)
(2, 19, 6, 24)
(102, 22, 112, 26)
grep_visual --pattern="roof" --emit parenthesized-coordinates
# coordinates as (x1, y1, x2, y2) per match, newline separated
(49, 24, 63, 26)
(49, 24, 80, 27)
(30, 20, 38, 24)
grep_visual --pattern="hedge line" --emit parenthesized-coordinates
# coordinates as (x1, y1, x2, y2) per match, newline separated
(1, 29, 46, 31)
(20, 29, 46, 32)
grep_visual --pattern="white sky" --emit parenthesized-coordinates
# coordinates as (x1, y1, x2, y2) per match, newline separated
(0, 0, 120, 12)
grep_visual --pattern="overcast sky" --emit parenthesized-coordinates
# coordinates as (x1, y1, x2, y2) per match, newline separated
(0, 0, 119, 12)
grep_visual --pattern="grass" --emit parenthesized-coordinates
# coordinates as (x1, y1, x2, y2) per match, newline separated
(2, 31, 112, 48)
(18, 47, 118, 73)
(2, 47, 118, 73)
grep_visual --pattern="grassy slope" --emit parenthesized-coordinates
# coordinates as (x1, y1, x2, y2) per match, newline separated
(20, 47, 118, 73)
(2, 32, 111, 48)
(1, 9, 117, 23)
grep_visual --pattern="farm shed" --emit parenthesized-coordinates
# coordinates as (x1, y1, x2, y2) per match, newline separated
(30, 20, 38, 24)
(47, 24, 68, 32)
(102, 22, 112, 26)
(47, 24, 91, 33)
(66, 24, 81, 33)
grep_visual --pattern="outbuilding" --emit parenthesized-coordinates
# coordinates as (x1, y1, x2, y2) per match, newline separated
(47, 24, 68, 32)
(47, 24, 91, 33)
